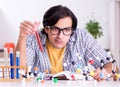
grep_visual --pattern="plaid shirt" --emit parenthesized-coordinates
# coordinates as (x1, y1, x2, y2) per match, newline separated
(26, 28, 112, 73)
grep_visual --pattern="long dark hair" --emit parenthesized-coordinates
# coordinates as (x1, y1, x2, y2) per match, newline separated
(42, 5, 77, 34)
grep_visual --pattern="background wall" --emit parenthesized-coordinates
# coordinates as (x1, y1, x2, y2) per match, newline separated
(0, 0, 110, 49)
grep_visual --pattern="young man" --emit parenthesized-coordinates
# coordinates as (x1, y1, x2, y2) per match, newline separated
(16, 5, 118, 81)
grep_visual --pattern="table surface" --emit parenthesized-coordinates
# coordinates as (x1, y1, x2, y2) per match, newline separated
(0, 80, 119, 87)
(0, 55, 120, 87)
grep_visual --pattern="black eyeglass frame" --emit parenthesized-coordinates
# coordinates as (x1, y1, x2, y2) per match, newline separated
(46, 26, 74, 36)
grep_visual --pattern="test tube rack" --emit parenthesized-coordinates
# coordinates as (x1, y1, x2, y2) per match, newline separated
(0, 65, 32, 82)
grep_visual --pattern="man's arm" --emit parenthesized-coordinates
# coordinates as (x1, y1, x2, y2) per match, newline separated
(15, 35, 26, 66)
(15, 21, 37, 66)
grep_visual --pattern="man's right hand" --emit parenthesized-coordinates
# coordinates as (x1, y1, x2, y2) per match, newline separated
(19, 21, 40, 38)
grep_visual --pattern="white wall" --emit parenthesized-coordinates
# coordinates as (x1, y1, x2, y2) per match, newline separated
(0, 0, 110, 49)
(109, 0, 120, 69)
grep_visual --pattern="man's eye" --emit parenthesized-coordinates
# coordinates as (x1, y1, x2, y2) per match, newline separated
(52, 28, 58, 31)
(64, 29, 71, 32)
(67, 29, 71, 31)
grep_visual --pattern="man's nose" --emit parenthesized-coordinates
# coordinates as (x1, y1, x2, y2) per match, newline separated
(58, 31, 64, 38)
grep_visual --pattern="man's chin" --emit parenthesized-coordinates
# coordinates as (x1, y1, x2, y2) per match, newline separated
(54, 45, 65, 49)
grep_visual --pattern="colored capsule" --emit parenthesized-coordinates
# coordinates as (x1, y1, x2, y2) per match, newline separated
(53, 78, 58, 83)
(34, 67, 38, 71)
(44, 70, 48, 73)
(71, 75, 75, 79)
(89, 58, 94, 64)
(99, 72, 104, 78)
(116, 74, 120, 78)
(36, 78, 41, 81)
(89, 71, 95, 76)
(76, 68, 81, 73)
(41, 80, 45, 83)
(77, 65, 81, 69)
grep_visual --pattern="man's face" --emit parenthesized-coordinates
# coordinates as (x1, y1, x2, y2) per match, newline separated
(45, 17, 72, 49)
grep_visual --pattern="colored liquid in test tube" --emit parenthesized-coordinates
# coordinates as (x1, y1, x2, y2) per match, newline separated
(34, 22, 43, 52)
(16, 51, 20, 79)
(10, 48, 14, 79)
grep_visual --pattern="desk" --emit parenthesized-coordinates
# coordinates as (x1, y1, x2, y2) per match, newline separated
(0, 80, 119, 87)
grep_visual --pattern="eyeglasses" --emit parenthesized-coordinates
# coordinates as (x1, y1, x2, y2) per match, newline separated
(47, 26, 73, 36)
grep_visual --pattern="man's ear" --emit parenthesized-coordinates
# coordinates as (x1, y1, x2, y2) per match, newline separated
(44, 26, 49, 33)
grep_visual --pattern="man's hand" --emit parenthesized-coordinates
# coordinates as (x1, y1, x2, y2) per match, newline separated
(92, 68, 106, 81)
(92, 62, 119, 81)
(19, 21, 40, 38)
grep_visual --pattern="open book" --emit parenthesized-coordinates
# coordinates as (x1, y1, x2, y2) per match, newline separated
(44, 71, 85, 80)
